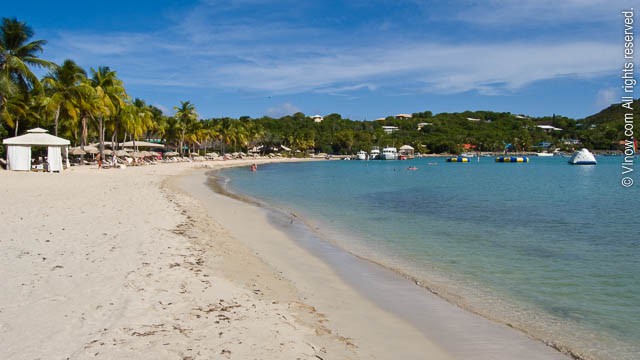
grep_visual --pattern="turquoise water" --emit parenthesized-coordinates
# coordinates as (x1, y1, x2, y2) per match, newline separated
(219, 156, 639, 360)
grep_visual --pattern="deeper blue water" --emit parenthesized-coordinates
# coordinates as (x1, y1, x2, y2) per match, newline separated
(220, 156, 639, 360)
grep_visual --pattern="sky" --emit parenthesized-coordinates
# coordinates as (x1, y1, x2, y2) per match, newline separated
(5, 0, 636, 120)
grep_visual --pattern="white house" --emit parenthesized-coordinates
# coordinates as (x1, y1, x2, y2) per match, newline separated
(537, 125, 563, 132)
(381, 126, 399, 134)
(417, 122, 433, 130)
(311, 115, 324, 123)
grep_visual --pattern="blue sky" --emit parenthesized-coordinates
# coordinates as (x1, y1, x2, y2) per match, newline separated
(5, 0, 634, 119)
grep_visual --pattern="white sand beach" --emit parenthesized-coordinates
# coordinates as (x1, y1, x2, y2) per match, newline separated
(0, 160, 570, 359)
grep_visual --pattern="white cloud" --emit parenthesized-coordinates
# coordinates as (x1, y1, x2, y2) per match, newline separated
(266, 102, 301, 117)
(595, 87, 618, 108)
(42, 1, 621, 102)
(152, 103, 170, 116)
(454, 0, 627, 25)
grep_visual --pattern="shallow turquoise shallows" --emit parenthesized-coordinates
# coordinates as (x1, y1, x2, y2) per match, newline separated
(219, 156, 639, 360)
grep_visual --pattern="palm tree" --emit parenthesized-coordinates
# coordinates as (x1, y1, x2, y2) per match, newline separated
(121, 98, 154, 151)
(173, 101, 198, 155)
(42, 59, 87, 136)
(0, 71, 17, 109)
(0, 18, 55, 121)
(89, 66, 126, 156)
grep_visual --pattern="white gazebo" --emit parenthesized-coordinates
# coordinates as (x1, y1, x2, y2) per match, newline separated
(2, 128, 71, 172)
(399, 144, 415, 157)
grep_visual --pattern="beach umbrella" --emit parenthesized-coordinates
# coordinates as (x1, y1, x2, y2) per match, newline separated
(115, 150, 129, 157)
(164, 151, 179, 157)
(82, 145, 99, 154)
(103, 149, 113, 155)
(69, 147, 86, 156)
(131, 151, 143, 158)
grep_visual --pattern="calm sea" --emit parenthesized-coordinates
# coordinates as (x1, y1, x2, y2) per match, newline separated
(218, 156, 639, 360)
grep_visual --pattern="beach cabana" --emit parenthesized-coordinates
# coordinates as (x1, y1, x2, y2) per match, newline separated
(2, 128, 71, 172)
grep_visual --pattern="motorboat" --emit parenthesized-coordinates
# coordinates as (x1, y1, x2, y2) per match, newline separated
(380, 147, 398, 160)
(568, 148, 597, 165)
(536, 152, 554, 157)
(356, 150, 367, 160)
(370, 146, 380, 160)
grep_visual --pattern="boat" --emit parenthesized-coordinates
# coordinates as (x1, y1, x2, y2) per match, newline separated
(356, 150, 367, 160)
(370, 146, 380, 160)
(568, 148, 597, 165)
(380, 147, 398, 160)
(536, 152, 554, 157)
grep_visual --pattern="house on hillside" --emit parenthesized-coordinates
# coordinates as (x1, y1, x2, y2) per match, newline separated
(417, 122, 433, 130)
(311, 115, 324, 123)
(537, 125, 563, 132)
(381, 126, 399, 134)
(395, 114, 412, 120)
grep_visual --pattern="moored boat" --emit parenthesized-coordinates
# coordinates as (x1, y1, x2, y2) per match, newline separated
(568, 148, 597, 165)
(356, 150, 367, 160)
(536, 152, 554, 157)
(370, 146, 380, 160)
(380, 147, 398, 160)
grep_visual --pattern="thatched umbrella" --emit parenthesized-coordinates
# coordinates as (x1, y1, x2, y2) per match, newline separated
(83, 145, 99, 154)
(69, 147, 86, 156)
(115, 150, 129, 157)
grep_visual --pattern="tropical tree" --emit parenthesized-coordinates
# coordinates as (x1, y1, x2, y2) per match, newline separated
(42, 59, 87, 136)
(0, 17, 55, 129)
(89, 66, 126, 156)
(121, 98, 154, 151)
(173, 101, 198, 155)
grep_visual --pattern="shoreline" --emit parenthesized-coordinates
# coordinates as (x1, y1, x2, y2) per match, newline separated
(0, 160, 582, 359)
(211, 163, 598, 360)
(176, 164, 572, 359)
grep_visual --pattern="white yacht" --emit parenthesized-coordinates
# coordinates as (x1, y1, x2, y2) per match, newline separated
(380, 147, 398, 160)
(370, 146, 380, 160)
(536, 152, 554, 157)
(568, 148, 597, 165)
(356, 150, 367, 160)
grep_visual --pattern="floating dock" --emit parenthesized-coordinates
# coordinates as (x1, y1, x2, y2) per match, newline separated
(446, 157, 470, 163)
(495, 156, 529, 163)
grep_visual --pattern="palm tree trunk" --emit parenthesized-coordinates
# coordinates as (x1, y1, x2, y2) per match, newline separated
(14, 119, 19, 137)
(98, 116, 104, 156)
(81, 114, 88, 149)
(54, 106, 61, 137)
